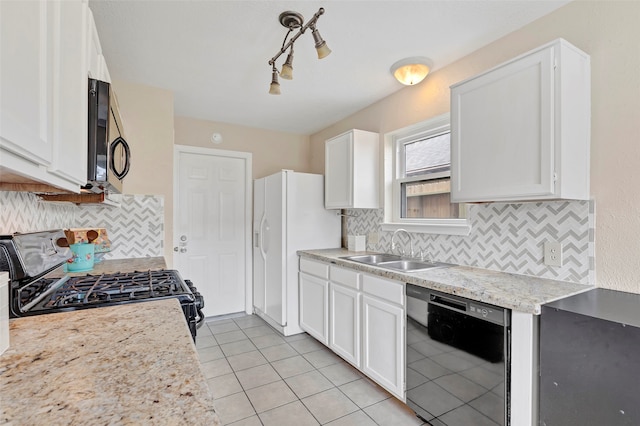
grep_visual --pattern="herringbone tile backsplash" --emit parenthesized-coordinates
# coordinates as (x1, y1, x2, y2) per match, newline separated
(347, 200, 594, 285)
(74, 194, 163, 260)
(0, 191, 74, 232)
(2, 191, 593, 283)
(0, 191, 163, 259)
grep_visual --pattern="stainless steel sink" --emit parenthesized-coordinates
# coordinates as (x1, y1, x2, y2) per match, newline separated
(374, 260, 449, 272)
(340, 253, 451, 272)
(340, 254, 403, 265)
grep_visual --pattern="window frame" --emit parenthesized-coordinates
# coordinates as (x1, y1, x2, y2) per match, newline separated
(382, 113, 471, 236)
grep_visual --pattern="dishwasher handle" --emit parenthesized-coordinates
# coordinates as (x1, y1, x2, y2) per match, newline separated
(429, 294, 468, 312)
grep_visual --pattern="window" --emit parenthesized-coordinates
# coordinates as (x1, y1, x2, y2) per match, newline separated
(383, 113, 471, 235)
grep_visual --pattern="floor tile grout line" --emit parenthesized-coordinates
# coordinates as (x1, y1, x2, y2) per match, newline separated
(227, 333, 355, 425)
(217, 341, 386, 424)
(220, 355, 261, 426)
(202, 315, 426, 426)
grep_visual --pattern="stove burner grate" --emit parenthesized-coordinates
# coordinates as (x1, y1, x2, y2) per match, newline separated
(20, 270, 191, 310)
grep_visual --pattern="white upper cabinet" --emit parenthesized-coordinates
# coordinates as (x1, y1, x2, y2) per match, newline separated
(0, 0, 54, 167)
(87, 9, 110, 82)
(450, 39, 591, 203)
(48, 0, 89, 186)
(325, 129, 380, 209)
(0, 0, 96, 192)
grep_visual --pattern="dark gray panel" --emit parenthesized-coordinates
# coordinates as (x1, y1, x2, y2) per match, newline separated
(540, 306, 640, 425)
(545, 288, 640, 328)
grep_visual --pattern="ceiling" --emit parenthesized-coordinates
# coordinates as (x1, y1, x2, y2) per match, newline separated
(89, 0, 571, 135)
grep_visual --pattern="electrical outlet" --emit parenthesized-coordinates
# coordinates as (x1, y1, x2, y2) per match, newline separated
(368, 231, 379, 245)
(544, 242, 563, 267)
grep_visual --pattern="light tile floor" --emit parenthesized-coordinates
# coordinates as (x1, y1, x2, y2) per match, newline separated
(197, 314, 425, 426)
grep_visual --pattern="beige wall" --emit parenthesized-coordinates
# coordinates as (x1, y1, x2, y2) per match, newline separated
(310, 0, 640, 294)
(174, 116, 311, 180)
(113, 80, 175, 266)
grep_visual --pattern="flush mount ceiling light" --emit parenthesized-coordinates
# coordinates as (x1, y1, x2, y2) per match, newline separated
(268, 8, 331, 95)
(390, 57, 433, 86)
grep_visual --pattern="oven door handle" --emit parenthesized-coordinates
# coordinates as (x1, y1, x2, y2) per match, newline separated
(196, 309, 205, 329)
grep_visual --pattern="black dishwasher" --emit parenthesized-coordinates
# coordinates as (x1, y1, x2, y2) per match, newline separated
(406, 284, 511, 426)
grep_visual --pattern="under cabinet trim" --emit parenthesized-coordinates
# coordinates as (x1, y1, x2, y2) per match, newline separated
(381, 220, 471, 236)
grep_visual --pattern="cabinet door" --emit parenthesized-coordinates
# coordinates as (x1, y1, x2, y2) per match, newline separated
(325, 133, 353, 209)
(48, 0, 88, 186)
(0, 0, 53, 166)
(299, 272, 329, 345)
(86, 9, 102, 79)
(362, 294, 405, 399)
(329, 283, 360, 366)
(451, 46, 555, 202)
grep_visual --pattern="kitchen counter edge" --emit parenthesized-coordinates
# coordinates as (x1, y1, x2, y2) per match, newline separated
(298, 248, 594, 314)
(0, 298, 219, 425)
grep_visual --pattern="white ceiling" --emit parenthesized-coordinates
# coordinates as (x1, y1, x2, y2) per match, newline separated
(89, 0, 571, 135)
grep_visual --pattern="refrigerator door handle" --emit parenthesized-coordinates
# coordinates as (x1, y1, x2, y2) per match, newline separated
(259, 214, 267, 260)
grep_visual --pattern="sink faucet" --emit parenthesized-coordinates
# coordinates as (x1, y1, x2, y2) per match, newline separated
(391, 228, 414, 258)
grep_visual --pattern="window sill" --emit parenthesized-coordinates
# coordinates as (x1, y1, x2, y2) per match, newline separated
(381, 219, 471, 236)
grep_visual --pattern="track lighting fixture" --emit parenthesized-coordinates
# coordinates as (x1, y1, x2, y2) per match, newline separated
(268, 8, 331, 95)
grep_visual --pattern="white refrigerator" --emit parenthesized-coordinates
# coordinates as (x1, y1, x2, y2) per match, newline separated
(253, 170, 341, 336)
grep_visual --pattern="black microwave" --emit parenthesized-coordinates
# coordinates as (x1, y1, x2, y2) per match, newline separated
(86, 78, 130, 194)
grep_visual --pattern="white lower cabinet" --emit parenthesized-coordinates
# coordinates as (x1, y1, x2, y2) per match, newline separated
(299, 272, 329, 345)
(329, 282, 360, 367)
(299, 258, 406, 401)
(361, 289, 405, 399)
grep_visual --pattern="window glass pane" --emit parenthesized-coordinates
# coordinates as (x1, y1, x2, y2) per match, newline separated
(401, 178, 465, 219)
(404, 133, 450, 177)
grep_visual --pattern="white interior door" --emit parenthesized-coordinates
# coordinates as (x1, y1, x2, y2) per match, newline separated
(174, 146, 251, 317)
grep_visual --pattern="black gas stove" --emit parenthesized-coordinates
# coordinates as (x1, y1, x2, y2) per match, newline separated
(0, 230, 204, 341)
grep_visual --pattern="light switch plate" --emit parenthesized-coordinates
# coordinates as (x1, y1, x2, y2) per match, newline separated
(544, 242, 563, 267)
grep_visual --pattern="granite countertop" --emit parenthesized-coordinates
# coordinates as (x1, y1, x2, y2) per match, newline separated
(299, 248, 594, 314)
(46, 256, 167, 278)
(0, 299, 219, 425)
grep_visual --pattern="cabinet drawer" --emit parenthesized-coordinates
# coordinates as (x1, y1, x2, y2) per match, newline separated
(362, 275, 404, 306)
(300, 258, 329, 279)
(330, 265, 360, 290)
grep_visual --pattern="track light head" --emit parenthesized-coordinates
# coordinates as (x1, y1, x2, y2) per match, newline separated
(311, 27, 331, 59)
(280, 48, 294, 80)
(268, 68, 281, 95)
